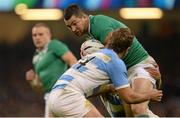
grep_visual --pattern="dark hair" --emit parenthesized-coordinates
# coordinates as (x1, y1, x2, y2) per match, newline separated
(64, 4, 85, 20)
(107, 28, 134, 53)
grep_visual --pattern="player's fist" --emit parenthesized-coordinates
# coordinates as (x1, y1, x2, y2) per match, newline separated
(149, 89, 163, 102)
(26, 69, 35, 81)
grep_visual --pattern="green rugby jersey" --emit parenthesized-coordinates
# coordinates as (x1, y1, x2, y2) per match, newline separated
(33, 39, 68, 93)
(89, 15, 148, 68)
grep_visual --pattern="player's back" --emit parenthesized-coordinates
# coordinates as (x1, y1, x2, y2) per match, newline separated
(52, 48, 124, 95)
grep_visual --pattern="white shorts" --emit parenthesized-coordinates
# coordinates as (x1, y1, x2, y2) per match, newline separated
(48, 89, 93, 117)
(128, 56, 158, 86)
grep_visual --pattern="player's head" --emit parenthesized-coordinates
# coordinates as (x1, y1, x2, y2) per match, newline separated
(107, 28, 134, 55)
(80, 39, 104, 58)
(32, 23, 52, 50)
(64, 4, 89, 37)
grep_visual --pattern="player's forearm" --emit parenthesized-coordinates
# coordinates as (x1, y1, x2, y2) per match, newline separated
(86, 84, 114, 98)
(118, 87, 150, 104)
(124, 92, 150, 104)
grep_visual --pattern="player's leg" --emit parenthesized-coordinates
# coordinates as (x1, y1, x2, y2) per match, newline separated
(130, 78, 153, 117)
(147, 109, 159, 118)
(121, 78, 152, 117)
(123, 101, 133, 117)
(85, 84, 126, 117)
(125, 56, 161, 117)
(49, 89, 103, 117)
(83, 102, 103, 117)
(100, 93, 126, 117)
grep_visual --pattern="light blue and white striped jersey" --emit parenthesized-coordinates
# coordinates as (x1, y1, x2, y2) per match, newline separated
(52, 48, 130, 94)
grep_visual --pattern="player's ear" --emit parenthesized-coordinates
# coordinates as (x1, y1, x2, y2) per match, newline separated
(126, 47, 130, 52)
(83, 15, 89, 21)
(120, 47, 130, 58)
(124, 47, 130, 55)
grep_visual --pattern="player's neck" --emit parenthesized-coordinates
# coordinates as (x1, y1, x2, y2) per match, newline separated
(118, 48, 129, 59)
(117, 53, 124, 59)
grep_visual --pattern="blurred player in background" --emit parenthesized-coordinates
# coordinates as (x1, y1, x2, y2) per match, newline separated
(25, 23, 77, 117)
(48, 28, 162, 117)
(64, 4, 162, 117)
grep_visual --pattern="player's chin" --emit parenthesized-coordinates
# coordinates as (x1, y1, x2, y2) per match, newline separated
(36, 44, 42, 49)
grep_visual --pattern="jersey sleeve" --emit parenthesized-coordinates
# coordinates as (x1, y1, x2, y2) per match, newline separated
(49, 39, 69, 57)
(106, 55, 130, 90)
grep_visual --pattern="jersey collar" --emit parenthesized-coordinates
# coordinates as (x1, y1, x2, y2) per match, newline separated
(36, 41, 50, 53)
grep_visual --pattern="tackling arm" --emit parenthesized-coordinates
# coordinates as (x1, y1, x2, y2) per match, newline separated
(117, 87, 163, 104)
(86, 84, 116, 98)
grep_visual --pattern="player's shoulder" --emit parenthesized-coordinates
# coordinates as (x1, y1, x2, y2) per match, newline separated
(49, 39, 67, 47)
(50, 39, 62, 44)
(91, 49, 117, 63)
(101, 49, 125, 64)
(90, 15, 109, 24)
(93, 14, 109, 20)
(100, 48, 117, 57)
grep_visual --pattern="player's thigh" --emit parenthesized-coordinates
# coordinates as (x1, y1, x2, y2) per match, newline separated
(123, 79, 153, 116)
(131, 78, 153, 92)
(128, 56, 158, 87)
(131, 78, 152, 114)
(122, 79, 153, 116)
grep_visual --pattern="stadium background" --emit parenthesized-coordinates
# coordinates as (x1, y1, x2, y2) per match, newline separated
(0, 0, 179, 116)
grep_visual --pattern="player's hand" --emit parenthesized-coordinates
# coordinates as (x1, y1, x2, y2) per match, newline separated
(149, 89, 163, 102)
(26, 69, 35, 81)
(108, 84, 116, 93)
(144, 66, 161, 80)
(26, 69, 43, 93)
(144, 66, 162, 89)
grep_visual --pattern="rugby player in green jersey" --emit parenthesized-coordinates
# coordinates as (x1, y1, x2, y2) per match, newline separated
(25, 23, 77, 117)
(63, 4, 161, 117)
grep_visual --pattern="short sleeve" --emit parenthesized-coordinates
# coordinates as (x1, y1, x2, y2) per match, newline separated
(106, 54, 129, 89)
